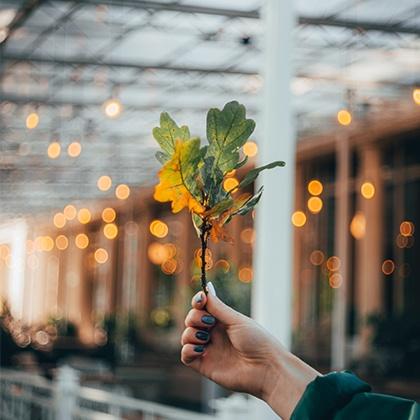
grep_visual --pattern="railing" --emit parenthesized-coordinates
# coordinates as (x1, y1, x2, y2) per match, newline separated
(0, 367, 252, 420)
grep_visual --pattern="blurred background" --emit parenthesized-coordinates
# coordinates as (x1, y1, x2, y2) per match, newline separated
(0, 0, 419, 418)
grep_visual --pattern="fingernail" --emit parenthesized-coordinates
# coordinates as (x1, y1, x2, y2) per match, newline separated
(194, 292, 203, 304)
(207, 281, 216, 297)
(195, 330, 209, 341)
(201, 315, 215, 325)
(194, 345, 205, 353)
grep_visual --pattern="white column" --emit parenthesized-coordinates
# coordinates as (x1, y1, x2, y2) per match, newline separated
(253, 0, 295, 418)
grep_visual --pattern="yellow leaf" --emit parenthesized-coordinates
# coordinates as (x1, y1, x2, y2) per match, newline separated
(154, 139, 205, 214)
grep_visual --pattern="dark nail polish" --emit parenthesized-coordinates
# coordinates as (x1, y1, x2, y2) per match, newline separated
(195, 330, 209, 341)
(201, 315, 215, 325)
(194, 345, 205, 353)
(194, 293, 203, 304)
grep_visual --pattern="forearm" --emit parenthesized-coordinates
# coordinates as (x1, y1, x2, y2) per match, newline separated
(262, 346, 320, 419)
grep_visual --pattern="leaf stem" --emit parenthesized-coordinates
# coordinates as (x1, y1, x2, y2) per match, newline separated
(200, 219, 210, 293)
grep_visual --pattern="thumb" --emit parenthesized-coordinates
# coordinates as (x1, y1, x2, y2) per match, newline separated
(205, 282, 244, 326)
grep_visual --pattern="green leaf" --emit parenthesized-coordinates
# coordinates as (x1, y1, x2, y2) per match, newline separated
(155, 151, 168, 164)
(153, 112, 190, 161)
(237, 186, 264, 215)
(203, 197, 234, 219)
(239, 161, 285, 189)
(206, 101, 255, 173)
(234, 155, 248, 170)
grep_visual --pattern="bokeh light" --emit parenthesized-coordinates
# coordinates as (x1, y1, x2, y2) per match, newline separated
(309, 250, 324, 266)
(75, 233, 89, 249)
(102, 207, 116, 223)
(326, 256, 341, 272)
(63, 204, 77, 220)
(148, 242, 167, 265)
(307, 179, 323, 196)
(238, 266, 253, 283)
(361, 182, 375, 199)
(307, 196, 323, 214)
(97, 175, 112, 192)
(103, 223, 118, 240)
(77, 208, 91, 224)
(115, 184, 130, 200)
(103, 98, 122, 118)
(161, 259, 177, 275)
(214, 259, 230, 273)
(53, 212, 66, 229)
(67, 141, 82, 158)
(94, 248, 109, 264)
(382, 259, 395, 275)
(400, 221, 414, 237)
(40, 236, 54, 252)
(337, 109, 352, 126)
(149, 220, 168, 238)
(47, 142, 61, 159)
(291, 211, 307, 227)
(243, 141, 258, 157)
(350, 211, 366, 240)
(329, 273, 343, 288)
(413, 88, 420, 105)
(55, 235, 68, 250)
(223, 177, 239, 193)
(26, 112, 39, 129)
(240, 228, 255, 244)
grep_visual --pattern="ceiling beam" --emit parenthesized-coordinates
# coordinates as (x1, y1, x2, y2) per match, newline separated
(53, 0, 420, 36)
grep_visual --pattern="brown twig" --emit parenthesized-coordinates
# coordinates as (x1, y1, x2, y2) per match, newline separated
(199, 219, 210, 293)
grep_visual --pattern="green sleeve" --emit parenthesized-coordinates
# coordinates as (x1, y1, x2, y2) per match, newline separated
(291, 371, 420, 420)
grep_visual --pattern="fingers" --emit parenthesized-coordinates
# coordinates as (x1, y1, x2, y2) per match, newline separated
(185, 308, 216, 329)
(181, 343, 206, 365)
(205, 292, 245, 326)
(191, 291, 207, 310)
(181, 327, 210, 346)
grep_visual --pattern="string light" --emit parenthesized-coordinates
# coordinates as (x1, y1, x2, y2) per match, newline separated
(115, 184, 130, 200)
(97, 175, 112, 191)
(102, 208, 116, 223)
(149, 220, 168, 238)
(77, 208, 91, 224)
(243, 141, 258, 157)
(308, 179, 323, 196)
(337, 109, 352, 126)
(63, 204, 77, 220)
(53, 212, 66, 228)
(412, 88, 420, 105)
(75, 233, 89, 249)
(40, 236, 54, 252)
(26, 112, 39, 129)
(47, 142, 61, 159)
(307, 196, 323, 214)
(94, 248, 108, 264)
(55, 235, 68, 250)
(103, 98, 122, 118)
(291, 211, 306, 227)
(382, 259, 395, 275)
(361, 182, 375, 199)
(67, 141, 82, 157)
(103, 223, 118, 240)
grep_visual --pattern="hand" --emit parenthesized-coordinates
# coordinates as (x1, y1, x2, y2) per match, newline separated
(180, 283, 320, 419)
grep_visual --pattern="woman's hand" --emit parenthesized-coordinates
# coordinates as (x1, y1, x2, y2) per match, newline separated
(180, 283, 320, 419)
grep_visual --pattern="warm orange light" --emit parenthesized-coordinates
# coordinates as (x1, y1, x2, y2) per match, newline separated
(326, 256, 341, 272)
(103, 98, 122, 118)
(97, 175, 112, 192)
(223, 177, 239, 193)
(102, 208, 116, 223)
(55, 235, 68, 250)
(161, 258, 177, 275)
(147, 242, 167, 265)
(361, 182, 375, 199)
(238, 266, 253, 283)
(243, 141, 258, 157)
(240, 228, 255, 244)
(400, 221, 414, 237)
(77, 208, 91, 224)
(53, 212, 66, 229)
(163, 243, 177, 259)
(63, 204, 77, 220)
(225, 169, 236, 177)
(115, 184, 130, 200)
(26, 112, 39, 129)
(309, 250, 324, 266)
(337, 109, 352, 126)
(291, 211, 306, 227)
(329, 273, 343, 288)
(396, 234, 408, 249)
(307, 196, 323, 214)
(308, 179, 323, 196)
(413, 88, 420, 105)
(47, 142, 61, 159)
(350, 211, 366, 240)
(103, 223, 118, 240)
(215, 259, 230, 273)
(382, 259, 395, 275)
(40, 236, 54, 252)
(149, 220, 168, 238)
(94, 248, 108, 264)
(75, 233, 89, 249)
(68, 141, 82, 157)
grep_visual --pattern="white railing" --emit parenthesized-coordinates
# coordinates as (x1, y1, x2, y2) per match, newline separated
(0, 366, 253, 420)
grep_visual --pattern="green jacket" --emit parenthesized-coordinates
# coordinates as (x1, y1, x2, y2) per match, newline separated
(291, 372, 420, 420)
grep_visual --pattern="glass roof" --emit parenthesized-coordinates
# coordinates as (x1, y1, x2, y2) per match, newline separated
(0, 0, 419, 216)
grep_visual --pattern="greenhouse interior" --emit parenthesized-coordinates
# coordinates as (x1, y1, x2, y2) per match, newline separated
(0, 0, 419, 419)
